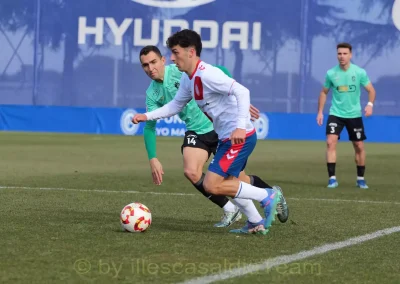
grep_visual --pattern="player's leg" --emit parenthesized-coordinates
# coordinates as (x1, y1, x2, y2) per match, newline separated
(239, 171, 289, 223)
(203, 131, 281, 233)
(346, 117, 368, 189)
(325, 115, 345, 188)
(181, 131, 241, 227)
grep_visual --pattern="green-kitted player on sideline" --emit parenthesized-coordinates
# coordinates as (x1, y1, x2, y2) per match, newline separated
(139, 45, 289, 227)
(317, 42, 376, 189)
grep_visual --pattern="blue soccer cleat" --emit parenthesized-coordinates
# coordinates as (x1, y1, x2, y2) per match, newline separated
(260, 188, 281, 229)
(327, 178, 339, 188)
(356, 179, 369, 189)
(229, 219, 268, 235)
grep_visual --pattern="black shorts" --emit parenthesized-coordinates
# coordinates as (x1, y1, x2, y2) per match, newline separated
(181, 130, 219, 157)
(326, 115, 367, 141)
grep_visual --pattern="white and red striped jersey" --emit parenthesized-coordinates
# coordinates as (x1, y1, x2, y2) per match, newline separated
(145, 60, 255, 139)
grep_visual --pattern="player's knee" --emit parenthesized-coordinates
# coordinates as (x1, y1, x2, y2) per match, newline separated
(184, 168, 202, 184)
(353, 142, 364, 153)
(326, 138, 337, 150)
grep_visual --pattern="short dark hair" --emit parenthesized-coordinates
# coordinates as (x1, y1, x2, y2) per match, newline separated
(166, 29, 202, 56)
(139, 45, 162, 58)
(337, 42, 352, 52)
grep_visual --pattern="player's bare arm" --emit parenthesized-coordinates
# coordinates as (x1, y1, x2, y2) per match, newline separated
(149, 158, 164, 185)
(317, 87, 330, 126)
(364, 83, 376, 117)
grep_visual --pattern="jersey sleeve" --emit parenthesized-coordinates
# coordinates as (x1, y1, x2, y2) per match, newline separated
(323, 72, 332, 89)
(359, 68, 371, 87)
(145, 75, 192, 121)
(143, 89, 158, 160)
(202, 66, 236, 96)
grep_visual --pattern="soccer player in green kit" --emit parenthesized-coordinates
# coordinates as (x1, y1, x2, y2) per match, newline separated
(317, 43, 376, 189)
(139, 45, 289, 227)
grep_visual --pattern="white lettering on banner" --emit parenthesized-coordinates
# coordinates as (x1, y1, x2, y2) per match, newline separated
(78, 17, 262, 50)
(193, 20, 219, 48)
(159, 115, 184, 124)
(105, 18, 132, 45)
(155, 128, 185, 136)
(78, 17, 104, 45)
(134, 19, 160, 46)
(171, 128, 186, 136)
(393, 0, 400, 31)
(156, 128, 170, 136)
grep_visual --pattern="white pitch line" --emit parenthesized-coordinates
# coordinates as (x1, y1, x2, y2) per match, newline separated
(0, 185, 399, 206)
(0, 186, 197, 196)
(289, 197, 400, 206)
(179, 226, 400, 284)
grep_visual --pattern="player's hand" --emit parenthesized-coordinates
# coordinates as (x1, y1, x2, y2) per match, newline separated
(132, 114, 148, 124)
(364, 105, 373, 117)
(316, 112, 324, 126)
(149, 158, 164, 185)
(249, 104, 260, 121)
(230, 128, 246, 145)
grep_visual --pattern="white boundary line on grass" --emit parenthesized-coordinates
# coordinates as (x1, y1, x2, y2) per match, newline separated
(1, 185, 400, 206)
(179, 226, 400, 284)
(290, 197, 400, 206)
(0, 185, 196, 196)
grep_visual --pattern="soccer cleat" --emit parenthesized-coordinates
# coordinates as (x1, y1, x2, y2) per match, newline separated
(229, 219, 269, 235)
(214, 207, 242, 228)
(327, 178, 339, 188)
(260, 188, 281, 229)
(356, 179, 369, 189)
(273, 185, 289, 223)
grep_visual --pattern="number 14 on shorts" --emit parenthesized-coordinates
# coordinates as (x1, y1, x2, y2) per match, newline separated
(187, 137, 196, 145)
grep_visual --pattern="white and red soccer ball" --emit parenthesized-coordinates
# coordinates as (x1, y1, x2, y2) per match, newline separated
(120, 202, 152, 232)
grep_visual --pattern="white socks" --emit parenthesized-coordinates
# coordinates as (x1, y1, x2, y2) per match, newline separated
(233, 198, 263, 224)
(234, 182, 268, 202)
(222, 201, 237, 213)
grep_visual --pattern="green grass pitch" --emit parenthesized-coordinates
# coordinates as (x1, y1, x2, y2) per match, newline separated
(0, 132, 399, 283)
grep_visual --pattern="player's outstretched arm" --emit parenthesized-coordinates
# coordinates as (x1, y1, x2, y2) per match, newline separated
(132, 97, 190, 124)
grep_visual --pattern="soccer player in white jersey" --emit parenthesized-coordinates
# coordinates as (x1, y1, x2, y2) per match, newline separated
(133, 30, 289, 234)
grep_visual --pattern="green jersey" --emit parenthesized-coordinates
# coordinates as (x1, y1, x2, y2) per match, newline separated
(324, 63, 370, 118)
(143, 64, 232, 159)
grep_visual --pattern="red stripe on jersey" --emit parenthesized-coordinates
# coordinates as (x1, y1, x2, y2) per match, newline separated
(194, 76, 204, 100)
(189, 60, 202, 79)
(219, 143, 245, 173)
(227, 81, 236, 96)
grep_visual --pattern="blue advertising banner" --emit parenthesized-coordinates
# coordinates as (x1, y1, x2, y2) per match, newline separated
(1, 105, 399, 143)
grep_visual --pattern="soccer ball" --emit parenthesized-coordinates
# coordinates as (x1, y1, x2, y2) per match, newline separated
(120, 202, 152, 232)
